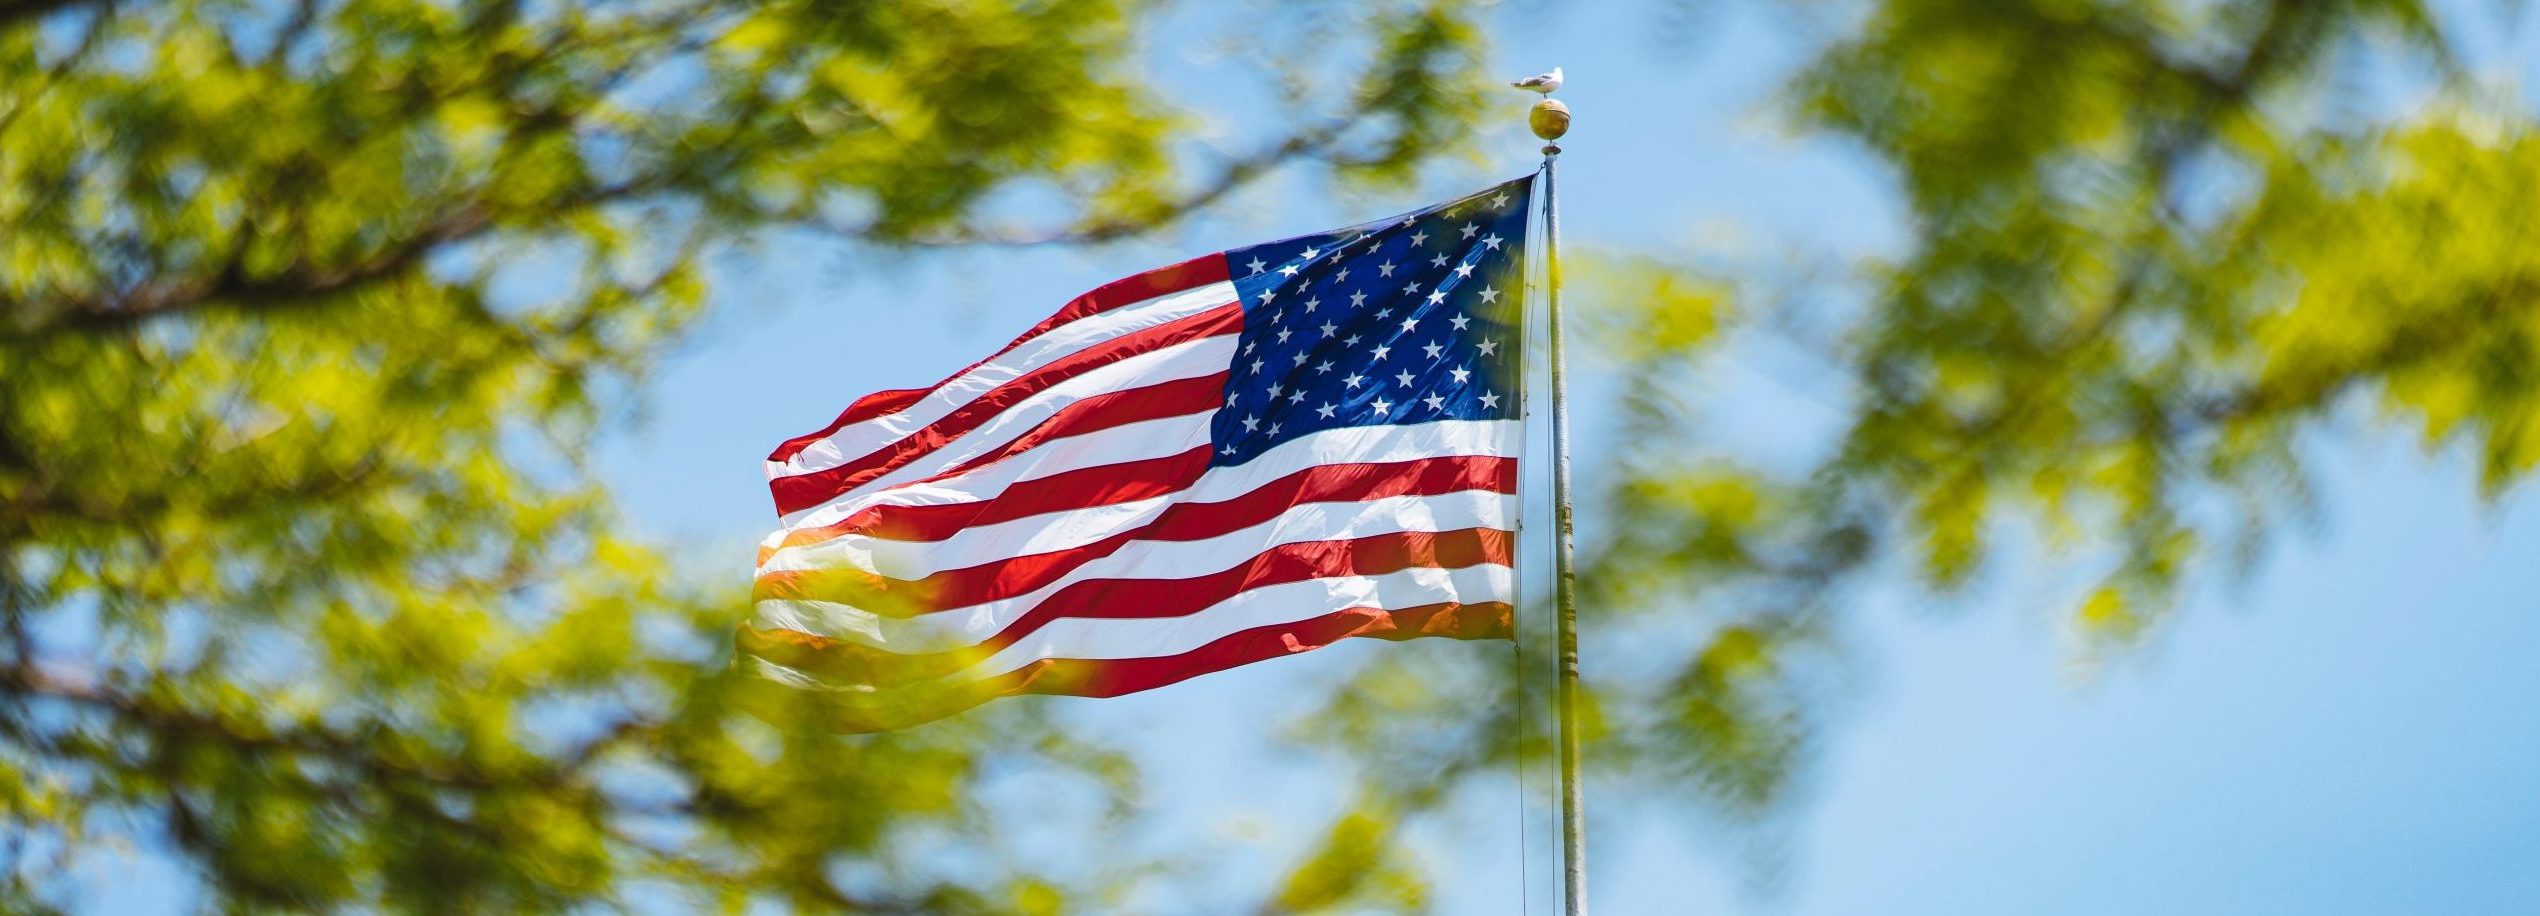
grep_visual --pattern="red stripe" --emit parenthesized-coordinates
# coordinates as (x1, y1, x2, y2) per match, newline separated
(768, 253, 1230, 464)
(741, 527, 1512, 685)
(769, 373, 1222, 522)
(753, 457, 1516, 612)
(766, 304, 1242, 515)
(1008, 599, 1511, 698)
(733, 600, 1511, 734)
(932, 372, 1221, 480)
(764, 446, 1215, 560)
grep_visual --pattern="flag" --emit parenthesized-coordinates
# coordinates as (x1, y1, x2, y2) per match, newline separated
(741, 176, 1534, 731)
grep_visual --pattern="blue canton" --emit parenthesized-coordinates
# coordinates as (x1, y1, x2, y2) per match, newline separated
(1210, 176, 1533, 465)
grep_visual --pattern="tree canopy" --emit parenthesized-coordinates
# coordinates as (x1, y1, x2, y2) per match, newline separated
(1300, 0, 2540, 904)
(0, 0, 1491, 909)
(1583, 0, 2537, 806)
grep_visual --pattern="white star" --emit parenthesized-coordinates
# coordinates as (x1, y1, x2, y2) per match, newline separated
(1402, 282, 1421, 297)
(1276, 328, 1292, 343)
(1479, 391, 1500, 409)
(1426, 290, 1446, 306)
(1478, 286, 1500, 304)
(1277, 263, 1300, 277)
(1320, 321, 1338, 337)
(1430, 254, 1449, 268)
(1449, 366, 1472, 383)
(1315, 360, 1334, 374)
(1270, 310, 1283, 323)
(1269, 382, 1284, 397)
(1395, 369, 1415, 386)
(1371, 344, 1390, 361)
(1424, 393, 1447, 411)
(1317, 402, 1338, 419)
(1243, 341, 1256, 355)
(1422, 341, 1445, 359)
(1345, 334, 1363, 347)
(1378, 261, 1396, 278)
(1460, 222, 1479, 239)
(1242, 415, 1260, 431)
(1410, 230, 1429, 247)
(1373, 398, 1392, 415)
(1375, 308, 1393, 320)
(1400, 316, 1420, 332)
(1222, 444, 1240, 456)
(1454, 261, 1475, 279)
(1304, 297, 1319, 313)
(1335, 268, 1350, 284)
(1246, 257, 1267, 274)
(1260, 289, 1276, 304)
(1477, 338, 1499, 356)
(1267, 422, 1281, 436)
(1450, 313, 1471, 330)
(1292, 352, 1308, 366)
(1482, 233, 1504, 250)
(1226, 391, 1240, 407)
(1490, 191, 1510, 209)
(1300, 247, 1319, 260)
(1288, 389, 1307, 404)
(1349, 290, 1368, 307)
(1344, 373, 1365, 389)
(1250, 358, 1265, 374)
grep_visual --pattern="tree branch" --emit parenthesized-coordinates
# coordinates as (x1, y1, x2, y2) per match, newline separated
(880, 113, 1371, 247)
(0, 0, 95, 30)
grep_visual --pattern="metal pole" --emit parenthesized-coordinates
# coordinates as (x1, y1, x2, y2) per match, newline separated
(1531, 101, 1586, 916)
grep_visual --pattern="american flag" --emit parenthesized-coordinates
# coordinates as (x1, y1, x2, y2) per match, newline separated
(741, 176, 1533, 731)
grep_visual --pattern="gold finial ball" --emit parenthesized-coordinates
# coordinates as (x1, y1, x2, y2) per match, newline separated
(1529, 99, 1571, 141)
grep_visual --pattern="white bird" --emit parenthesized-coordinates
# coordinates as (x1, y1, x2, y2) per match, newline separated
(1511, 66, 1563, 95)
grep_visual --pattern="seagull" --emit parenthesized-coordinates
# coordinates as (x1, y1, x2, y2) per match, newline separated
(1511, 66, 1563, 95)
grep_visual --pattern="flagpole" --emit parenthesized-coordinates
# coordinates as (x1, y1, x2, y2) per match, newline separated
(1527, 90, 1586, 916)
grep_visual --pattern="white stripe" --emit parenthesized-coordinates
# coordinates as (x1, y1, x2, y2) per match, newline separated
(766, 412, 1216, 545)
(760, 419, 1522, 575)
(752, 487, 1514, 653)
(747, 654, 866, 693)
(744, 564, 1510, 695)
(775, 333, 1238, 525)
(793, 494, 1176, 580)
(959, 563, 1511, 677)
(770, 280, 1238, 479)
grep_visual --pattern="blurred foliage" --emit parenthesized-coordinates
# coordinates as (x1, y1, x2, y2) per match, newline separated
(0, 0, 1496, 909)
(1296, 0, 2540, 896)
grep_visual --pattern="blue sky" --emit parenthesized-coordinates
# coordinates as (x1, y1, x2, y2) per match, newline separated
(577, 1, 2540, 913)
(72, 0, 2540, 911)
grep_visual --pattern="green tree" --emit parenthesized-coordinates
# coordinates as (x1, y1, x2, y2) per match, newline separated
(0, 0, 1493, 909)
(1601, 0, 2535, 806)
(1294, 0, 2540, 895)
